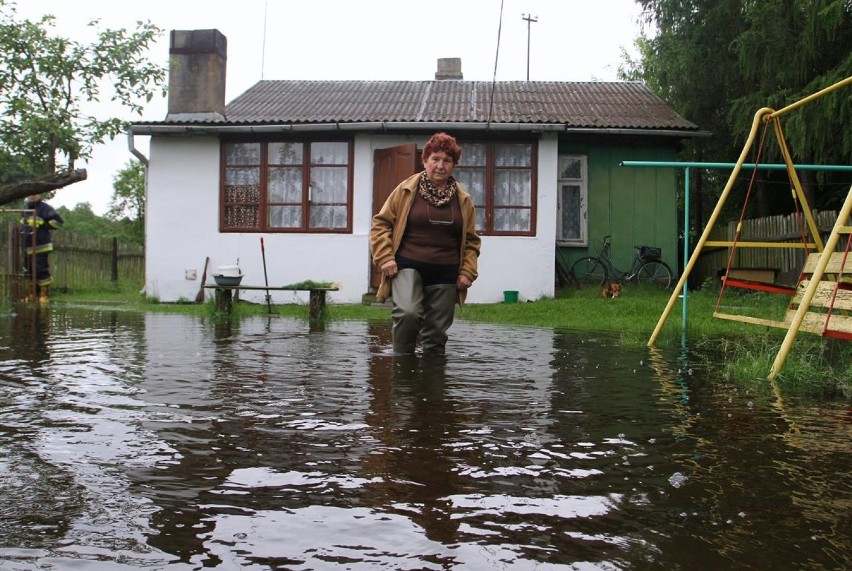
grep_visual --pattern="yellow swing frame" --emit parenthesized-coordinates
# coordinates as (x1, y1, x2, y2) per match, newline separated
(647, 76, 852, 379)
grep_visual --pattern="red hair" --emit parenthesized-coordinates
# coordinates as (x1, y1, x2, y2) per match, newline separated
(422, 132, 461, 164)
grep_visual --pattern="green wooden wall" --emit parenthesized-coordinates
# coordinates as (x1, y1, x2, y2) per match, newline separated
(558, 138, 680, 275)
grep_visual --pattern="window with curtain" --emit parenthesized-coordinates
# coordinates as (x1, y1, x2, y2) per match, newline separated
(221, 140, 352, 232)
(556, 154, 588, 246)
(454, 141, 536, 236)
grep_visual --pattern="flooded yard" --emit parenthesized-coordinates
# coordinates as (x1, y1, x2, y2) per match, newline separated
(0, 305, 849, 570)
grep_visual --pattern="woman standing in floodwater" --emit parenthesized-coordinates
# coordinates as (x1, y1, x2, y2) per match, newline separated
(370, 132, 481, 355)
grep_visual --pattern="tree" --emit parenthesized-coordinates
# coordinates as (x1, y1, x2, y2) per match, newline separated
(0, 0, 166, 205)
(624, 0, 852, 218)
(57, 201, 144, 246)
(57, 202, 110, 237)
(0, 169, 88, 204)
(107, 159, 146, 244)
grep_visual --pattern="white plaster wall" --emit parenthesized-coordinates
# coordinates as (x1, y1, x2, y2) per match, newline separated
(145, 135, 371, 304)
(145, 136, 220, 302)
(471, 133, 558, 303)
(145, 132, 558, 305)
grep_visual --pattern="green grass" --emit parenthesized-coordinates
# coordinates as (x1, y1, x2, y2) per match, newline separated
(46, 281, 852, 400)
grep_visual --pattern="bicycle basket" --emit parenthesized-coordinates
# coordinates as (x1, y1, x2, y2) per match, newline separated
(639, 246, 661, 260)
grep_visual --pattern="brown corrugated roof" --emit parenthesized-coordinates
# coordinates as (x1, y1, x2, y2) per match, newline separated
(135, 80, 700, 132)
(227, 80, 696, 130)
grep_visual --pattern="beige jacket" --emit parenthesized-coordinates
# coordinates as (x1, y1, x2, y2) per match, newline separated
(370, 172, 481, 304)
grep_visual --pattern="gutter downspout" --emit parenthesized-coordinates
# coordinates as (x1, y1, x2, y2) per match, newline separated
(127, 131, 149, 166)
(127, 130, 150, 298)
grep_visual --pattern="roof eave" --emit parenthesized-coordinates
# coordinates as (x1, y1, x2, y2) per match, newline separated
(128, 121, 705, 138)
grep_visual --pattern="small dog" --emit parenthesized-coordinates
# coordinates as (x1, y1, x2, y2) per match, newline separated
(601, 281, 622, 299)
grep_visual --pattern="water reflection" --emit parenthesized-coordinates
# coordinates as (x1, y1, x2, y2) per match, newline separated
(5, 305, 51, 368)
(0, 306, 848, 569)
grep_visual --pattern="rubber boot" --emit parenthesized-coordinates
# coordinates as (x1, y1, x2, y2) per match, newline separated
(420, 284, 457, 355)
(38, 286, 49, 305)
(23, 284, 37, 303)
(390, 269, 424, 354)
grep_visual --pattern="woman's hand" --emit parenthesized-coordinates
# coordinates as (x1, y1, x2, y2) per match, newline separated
(380, 260, 398, 278)
(457, 275, 472, 289)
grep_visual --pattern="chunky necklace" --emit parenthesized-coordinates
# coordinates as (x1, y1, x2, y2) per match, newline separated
(418, 172, 457, 207)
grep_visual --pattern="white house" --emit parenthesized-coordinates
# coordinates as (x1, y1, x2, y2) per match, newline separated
(129, 29, 702, 305)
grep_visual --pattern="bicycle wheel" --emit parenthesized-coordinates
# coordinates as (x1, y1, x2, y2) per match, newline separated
(635, 260, 673, 289)
(570, 257, 608, 287)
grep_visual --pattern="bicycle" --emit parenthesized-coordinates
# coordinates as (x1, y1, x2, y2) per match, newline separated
(570, 235, 674, 289)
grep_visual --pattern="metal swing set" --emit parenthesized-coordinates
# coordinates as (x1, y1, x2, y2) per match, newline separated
(648, 76, 852, 380)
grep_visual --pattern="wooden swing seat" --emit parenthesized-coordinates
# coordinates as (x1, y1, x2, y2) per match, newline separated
(714, 252, 852, 338)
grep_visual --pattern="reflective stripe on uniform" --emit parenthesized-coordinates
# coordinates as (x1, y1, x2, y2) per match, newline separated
(25, 243, 54, 255)
(20, 216, 46, 228)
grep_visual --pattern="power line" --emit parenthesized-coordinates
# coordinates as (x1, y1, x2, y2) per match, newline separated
(488, 0, 505, 125)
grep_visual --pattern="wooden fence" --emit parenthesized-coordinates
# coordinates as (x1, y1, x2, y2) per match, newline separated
(0, 215, 144, 297)
(51, 232, 144, 291)
(694, 210, 841, 286)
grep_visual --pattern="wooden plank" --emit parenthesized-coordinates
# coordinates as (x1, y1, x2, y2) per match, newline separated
(726, 268, 778, 283)
(213, 288, 234, 312)
(205, 284, 338, 320)
(704, 240, 816, 249)
(802, 252, 852, 274)
(791, 280, 852, 311)
(309, 290, 327, 320)
(205, 284, 338, 291)
(784, 309, 852, 335)
(713, 311, 790, 329)
(715, 307, 852, 336)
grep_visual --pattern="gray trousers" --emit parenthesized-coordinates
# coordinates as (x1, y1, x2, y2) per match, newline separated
(391, 268, 457, 354)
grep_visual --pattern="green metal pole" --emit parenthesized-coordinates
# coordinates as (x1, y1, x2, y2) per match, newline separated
(647, 108, 775, 345)
(682, 167, 690, 332)
(621, 161, 852, 172)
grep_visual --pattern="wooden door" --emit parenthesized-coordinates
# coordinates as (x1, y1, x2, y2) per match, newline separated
(370, 143, 417, 289)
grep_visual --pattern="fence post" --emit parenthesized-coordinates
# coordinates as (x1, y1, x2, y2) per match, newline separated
(111, 237, 119, 283)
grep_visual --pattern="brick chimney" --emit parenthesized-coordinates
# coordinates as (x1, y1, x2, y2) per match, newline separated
(435, 58, 463, 80)
(167, 29, 227, 120)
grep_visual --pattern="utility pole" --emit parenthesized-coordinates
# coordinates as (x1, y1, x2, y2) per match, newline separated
(521, 13, 538, 81)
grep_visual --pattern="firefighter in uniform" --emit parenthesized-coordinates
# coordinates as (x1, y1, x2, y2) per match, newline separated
(21, 194, 63, 302)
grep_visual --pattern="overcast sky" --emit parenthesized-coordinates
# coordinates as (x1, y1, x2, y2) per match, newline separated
(18, 0, 645, 214)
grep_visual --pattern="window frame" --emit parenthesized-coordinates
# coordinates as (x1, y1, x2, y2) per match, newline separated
(219, 137, 354, 233)
(556, 154, 588, 247)
(454, 139, 538, 237)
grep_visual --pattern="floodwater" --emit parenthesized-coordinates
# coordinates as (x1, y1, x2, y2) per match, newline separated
(0, 305, 849, 571)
